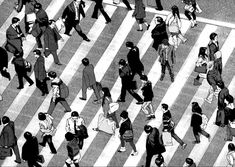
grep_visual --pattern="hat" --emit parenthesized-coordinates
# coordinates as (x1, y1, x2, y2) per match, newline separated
(118, 59, 126, 66)
(162, 39, 169, 45)
(140, 75, 148, 81)
(185, 158, 194, 165)
(109, 102, 119, 114)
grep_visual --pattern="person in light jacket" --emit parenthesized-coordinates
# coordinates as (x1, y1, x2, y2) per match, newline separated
(226, 143, 235, 167)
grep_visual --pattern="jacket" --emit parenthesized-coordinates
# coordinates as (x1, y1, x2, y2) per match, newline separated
(214, 57, 222, 74)
(208, 41, 219, 61)
(12, 56, 26, 74)
(0, 47, 8, 71)
(119, 64, 132, 87)
(162, 110, 172, 131)
(141, 81, 154, 101)
(6, 25, 24, 52)
(39, 114, 55, 136)
(191, 112, 202, 132)
(158, 44, 175, 66)
(22, 136, 39, 160)
(206, 69, 222, 91)
(146, 128, 165, 154)
(44, 26, 61, 51)
(217, 87, 229, 110)
(82, 64, 96, 88)
(132, 0, 146, 19)
(119, 118, 132, 136)
(127, 46, 144, 74)
(151, 22, 168, 50)
(0, 121, 17, 147)
(35, 8, 49, 28)
(34, 55, 47, 81)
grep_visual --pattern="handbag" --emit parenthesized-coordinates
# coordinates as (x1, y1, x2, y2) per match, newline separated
(4, 42, 17, 54)
(122, 130, 133, 141)
(78, 124, 88, 139)
(184, 4, 194, 12)
(0, 147, 13, 157)
(36, 154, 45, 164)
(194, 63, 207, 74)
(162, 131, 173, 146)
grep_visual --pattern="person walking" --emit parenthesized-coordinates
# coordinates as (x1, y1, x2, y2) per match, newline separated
(161, 103, 187, 149)
(33, 49, 49, 96)
(117, 59, 143, 104)
(44, 20, 62, 65)
(143, 125, 165, 167)
(38, 112, 57, 154)
(0, 116, 21, 164)
(118, 110, 138, 156)
(0, 47, 11, 80)
(182, 0, 197, 28)
(22, 131, 41, 167)
(12, 53, 34, 89)
(191, 102, 211, 144)
(151, 16, 168, 52)
(79, 58, 101, 104)
(62, 0, 90, 41)
(207, 32, 219, 61)
(91, 0, 111, 24)
(165, 5, 187, 50)
(126, 41, 144, 78)
(226, 143, 235, 167)
(224, 95, 234, 141)
(158, 39, 175, 82)
(132, 0, 150, 31)
(140, 75, 155, 120)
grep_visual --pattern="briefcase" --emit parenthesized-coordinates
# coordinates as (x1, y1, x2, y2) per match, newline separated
(162, 131, 173, 146)
(0, 147, 13, 157)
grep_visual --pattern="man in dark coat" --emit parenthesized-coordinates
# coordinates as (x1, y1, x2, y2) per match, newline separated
(33, 49, 49, 96)
(117, 59, 143, 104)
(80, 58, 101, 104)
(91, 0, 111, 24)
(12, 53, 34, 89)
(22, 132, 41, 167)
(143, 125, 165, 167)
(126, 41, 144, 78)
(44, 20, 62, 65)
(6, 17, 25, 56)
(62, 0, 90, 41)
(0, 47, 11, 80)
(151, 16, 168, 52)
(0, 116, 21, 164)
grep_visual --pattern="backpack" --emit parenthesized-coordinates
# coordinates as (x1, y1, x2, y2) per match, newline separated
(201, 114, 208, 130)
(58, 80, 69, 98)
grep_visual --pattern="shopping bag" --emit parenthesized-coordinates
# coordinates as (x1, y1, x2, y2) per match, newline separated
(98, 113, 116, 135)
(36, 154, 45, 164)
(0, 147, 12, 157)
(55, 18, 65, 34)
(26, 13, 36, 23)
(122, 130, 134, 141)
(162, 131, 172, 146)
(184, 4, 194, 12)
(24, 60, 32, 72)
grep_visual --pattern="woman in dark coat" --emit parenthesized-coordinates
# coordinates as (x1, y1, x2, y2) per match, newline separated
(151, 16, 168, 51)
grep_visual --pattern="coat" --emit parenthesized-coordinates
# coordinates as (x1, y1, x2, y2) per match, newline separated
(217, 87, 229, 110)
(12, 56, 26, 74)
(191, 111, 202, 132)
(141, 81, 154, 102)
(82, 64, 96, 88)
(6, 25, 24, 53)
(22, 136, 39, 160)
(44, 26, 61, 51)
(127, 46, 144, 74)
(206, 69, 222, 91)
(132, 0, 146, 19)
(0, 121, 17, 147)
(214, 57, 222, 74)
(158, 44, 175, 66)
(151, 22, 168, 50)
(208, 41, 219, 61)
(119, 64, 132, 87)
(35, 8, 49, 28)
(0, 47, 8, 71)
(119, 118, 132, 136)
(34, 55, 47, 81)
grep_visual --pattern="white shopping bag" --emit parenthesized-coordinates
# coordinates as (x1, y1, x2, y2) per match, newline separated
(162, 131, 173, 146)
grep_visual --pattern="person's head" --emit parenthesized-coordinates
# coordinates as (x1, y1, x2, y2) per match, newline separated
(171, 5, 180, 18)
(228, 143, 235, 152)
(155, 154, 164, 167)
(102, 87, 111, 99)
(48, 71, 57, 79)
(154, 16, 163, 25)
(34, 3, 42, 11)
(185, 158, 194, 166)
(144, 125, 153, 134)
(120, 110, 128, 119)
(118, 59, 126, 68)
(161, 39, 169, 48)
(33, 49, 41, 58)
(71, 111, 79, 119)
(207, 61, 214, 71)
(2, 116, 10, 125)
(225, 94, 234, 104)
(216, 80, 225, 89)
(161, 103, 168, 112)
(24, 131, 33, 140)
(82, 58, 89, 66)
(48, 19, 56, 28)
(65, 132, 75, 141)
(38, 112, 46, 121)
(126, 41, 134, 49)
(191, 102, 201, 113)
(140, 75, 148, 84)
(214, 51, 222, 59)
(209, 32, 218, 42)
(198, 47, 207, 58)
(12, 17, 20, 26)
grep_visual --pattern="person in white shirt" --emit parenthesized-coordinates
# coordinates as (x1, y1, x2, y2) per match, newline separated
(227, 143, 235, 167)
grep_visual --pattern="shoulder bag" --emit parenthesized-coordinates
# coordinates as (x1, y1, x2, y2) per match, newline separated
(122, 123, 134, 141)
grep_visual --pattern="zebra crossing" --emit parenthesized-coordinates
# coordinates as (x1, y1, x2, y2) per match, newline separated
(0, 0, 235, 166)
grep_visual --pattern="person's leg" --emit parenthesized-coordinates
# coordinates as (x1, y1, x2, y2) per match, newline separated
(226, 126, 233, 141)
(12, 144, 21, 162)
(155, 0, 163, 10)
(119, 84, 127, 101)
(81, 83, 87, 99)
(122, 0, 132, 10)
(128, 89, 143, 102)
(200, 129, 210, 139)
(17, 73, 24, 88)
(166, 61, 174, 81)
(74, 22, 89, 40)
(145, 152, 154, 167)
(129, 140, 137, 152)
(91, 84, 101, 100)
(32, 159, 42, 167)
(100, 6, 111, 22)
(160, 64, 166, 80)
(205, 86, 214, 103)
(193, 128, 200, 143)
(118, 136, 126, 152)
(35, 32, 43, 48)
(23, 73, 34, 85)
(59, 98, 72, 112)
(36, 79, 44, 94)
(171, 129, 184, 146)
(91, 3, 99, 19)
(184, 10, 192, 21)
(47, 98, 57, 115)
(42, 78, 49, 94)
(64, 22, 73, 35)
(141, 102, 149, 115)
(51, 51, 60, 64)
(46, 135, 57, 154)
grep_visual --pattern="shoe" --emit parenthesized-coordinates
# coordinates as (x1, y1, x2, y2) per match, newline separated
(204, 98, 212, 104)
(64, 33, 72, 36)
(92, 128, 99, 131)
(181, 143, 187, 150)
(39, 143, 45, 147)
(147, 24, 150, 30)
(56, 62, 62, 65)
(193, 78, 201, 86)
(14, 160, 21, 164)
(117, 99, 125, 102)
(29, 82, 34, 86)
(105, 20, 111, 24)
(192, 141, 200, 144)
(118, 147, 126, 152)
(136, 101, 144, 105)
(79, 97, 87, 101)
(17, 86, 23, 89)
(137, 29, 143, 31)
(208, 134, 211, 142)
(41, 93, 45, 96)
(171, 77, 174, 82)
(146, 115, 155, 121)
(131, 151, 138, 156)
(84, 38, 90, 42)
(127, 7, 132, 10)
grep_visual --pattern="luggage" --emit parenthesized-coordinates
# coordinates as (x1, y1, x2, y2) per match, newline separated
(162, 131, 173, 146)
(97, 113, 116, 135)
(0, 147, 12, 158)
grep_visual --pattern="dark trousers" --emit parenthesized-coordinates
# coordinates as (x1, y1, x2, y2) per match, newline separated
(12, 143, 21, 162)
(122, 0, 132, 9)
(120, 136, 137, 152)
(145, 151, 156, 167)
(193, 128, 210, 142)
(161, 61, 174, 79)
(35, 31, 43, 48)
(120, 84, 143, 102)
(17, 72, 34, 88)
(47, 97, 71, 115)
(40, 135, 57, 153)
(45, 50, 60, 64)
(27, 159, 41, 167)
(82, 83, 101, 100)
(170, 129, 184, 146)
(185, 10, 196, 21)
(64, 20, 88, 40)
(91, 3, 111, 22)
(35, 79, 48, 94)
(155, 0, 163, 10)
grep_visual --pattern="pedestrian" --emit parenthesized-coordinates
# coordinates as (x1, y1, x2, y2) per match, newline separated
(65, 132, 81, 167)
(12, 53, 34, 89)
(207, 32, 219, 61)
(38, 112, 57, 154)
(191, 102, 211, 144)
(117, 59, 143, 104)
(193, 47, 208, 86)
(185, 158, 196, 167)
(143, 125, 165, 167)
(0, 47, 11, 80)
(151, 16, 168, 52)
(79, 58, 101, 104)
(62, 0, 90, 42)
(66, 111, 85, 149)
(47, 71, 72, 115)
(161, 103, 187, 149)
(158, 39, 175, 82)
(165, 5, 187, 50)
(214, 50, 222, 75)
(118, 110, 138, 156)
(91, 0, 111, 24)
(33, 49, 49, 96)
(182, 0, 197, 28)
(204, 61, 222, 104)
(226, 143, 235, 167)
(34, 3, 49, 49)
(22, 131, 41, 167)
(44, 20, 63, 65)
(0, 116, 21, 164)
(224, 95, 234, 141)
(132, 0, 150, 31)
(126, 41, 144, 78)
(140, 75, 155, 120)
(5, 17, 25, 56)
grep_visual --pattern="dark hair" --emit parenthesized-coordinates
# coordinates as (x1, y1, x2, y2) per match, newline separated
(101, 87, 111, 106)
(71, 111, 79, 117)
(34, 3, 42, 9)
(155, 154, 164, 166)
(225, 95, 234, 104)
(161, 103, 168, 110)
(82, 58, 89, 66)
(171, 5, 180, 19)
(126, 41, 134, 48)
(2, 116, 10, 124)
(48, 71, 57, 78)
(192, 102, 202, 114)
(198, 47, 207, 59)
(118, 59, 126, 66)
(33, 49, 41, 55)
(155, 16, 163, 23)
(38, 112, 46, 121)
(24, 131, 33, 140)
(185, 158, 194, 165)
(120, 110, 128, 119)
(49, 19, 56, 25)
(65, 132, 75, 141)
(216, 80, 225, 89)
(210, 32, 217, 40)
(228, 143, 235, 151)
(12, 17, 20, 24)
(144, 125, 153, 133)
(140, 75, 148, 81)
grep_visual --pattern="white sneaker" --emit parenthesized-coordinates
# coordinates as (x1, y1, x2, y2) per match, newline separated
(118, 147, 126, 152)
(131, 151, 138, 156)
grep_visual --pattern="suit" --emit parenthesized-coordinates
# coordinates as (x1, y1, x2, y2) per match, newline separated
(151, 22, 168, 51)
(0, 121, 21, 162)
(91, 0, 111, 22)
(34, 55, 48, 94)
(82, 64, 101, 100)
(62, 1, 88, 40)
